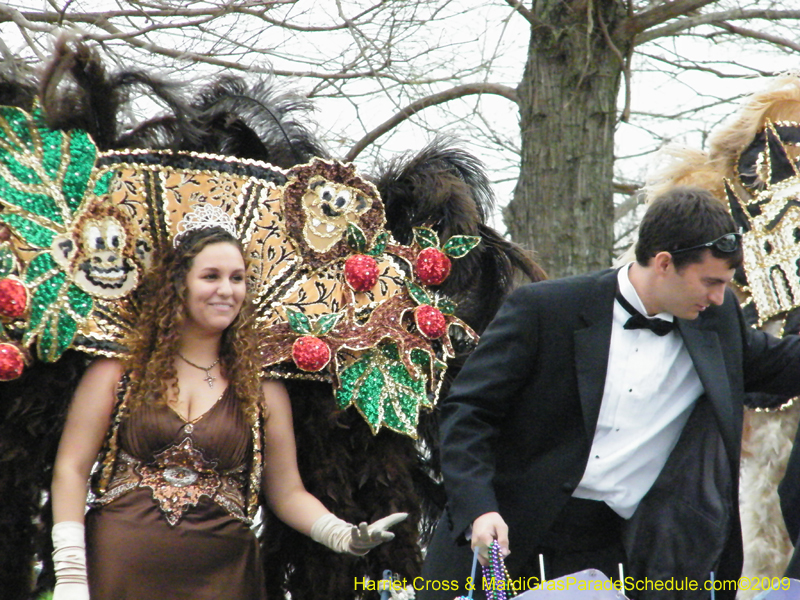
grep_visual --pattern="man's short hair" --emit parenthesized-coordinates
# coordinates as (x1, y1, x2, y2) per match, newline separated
(635, 186, 743, 270)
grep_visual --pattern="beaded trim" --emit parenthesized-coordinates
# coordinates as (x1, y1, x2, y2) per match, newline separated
(93, 442, 249, 526)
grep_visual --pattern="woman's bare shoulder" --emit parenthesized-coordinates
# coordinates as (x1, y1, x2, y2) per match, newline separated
(81, 357, 125, 387)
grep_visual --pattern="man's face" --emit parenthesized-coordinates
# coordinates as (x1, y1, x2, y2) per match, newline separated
(658, 252, 736, 320)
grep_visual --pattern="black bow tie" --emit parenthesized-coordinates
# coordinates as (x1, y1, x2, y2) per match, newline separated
(615, 291, 676, 336)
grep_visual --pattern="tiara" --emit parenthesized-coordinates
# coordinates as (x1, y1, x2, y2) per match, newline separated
(173, 203, 238, 247)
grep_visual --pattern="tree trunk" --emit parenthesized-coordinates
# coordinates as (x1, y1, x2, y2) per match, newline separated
(505, 0, 629, 278)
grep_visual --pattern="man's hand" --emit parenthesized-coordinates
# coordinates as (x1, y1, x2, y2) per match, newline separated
(471, 512, 509, 566)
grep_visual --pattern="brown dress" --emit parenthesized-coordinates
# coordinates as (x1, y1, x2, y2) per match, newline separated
(86, 387, 265, 600)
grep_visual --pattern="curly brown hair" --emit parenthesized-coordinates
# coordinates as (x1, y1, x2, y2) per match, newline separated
(123, 227, 262, 417)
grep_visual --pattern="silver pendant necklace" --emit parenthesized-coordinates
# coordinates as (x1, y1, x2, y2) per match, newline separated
(178, 353, 220, 388)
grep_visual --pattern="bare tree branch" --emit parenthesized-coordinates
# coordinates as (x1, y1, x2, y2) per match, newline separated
(0, 5, 57, 33)
(504, 0, 538, 27)
(711, 21, 800, 54)
(613, 188, 641, 218)
(617, 0, 718, 38)
(345, 82, 519, 161)
(636, 9, 800, 44)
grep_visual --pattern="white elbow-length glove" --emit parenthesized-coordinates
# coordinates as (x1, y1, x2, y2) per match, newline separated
(52, 521, 90, 600)
(310, 512, 407, 555)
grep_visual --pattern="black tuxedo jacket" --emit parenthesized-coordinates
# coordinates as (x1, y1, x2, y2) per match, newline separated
(425, 268, 800, 598)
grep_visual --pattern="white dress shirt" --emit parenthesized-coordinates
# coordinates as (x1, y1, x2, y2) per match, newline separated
(572, 264, 704, 518)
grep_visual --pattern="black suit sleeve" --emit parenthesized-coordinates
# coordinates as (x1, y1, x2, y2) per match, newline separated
(739, 301, 800, 404)
(438, 284, 542, 539)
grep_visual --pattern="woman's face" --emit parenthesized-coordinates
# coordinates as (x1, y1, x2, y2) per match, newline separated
(182, 242, 246, 336)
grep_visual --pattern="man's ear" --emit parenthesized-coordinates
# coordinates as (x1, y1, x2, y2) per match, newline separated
(653, 251, 673, 274)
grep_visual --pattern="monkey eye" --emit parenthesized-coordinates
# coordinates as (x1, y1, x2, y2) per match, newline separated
(333, 191, 350, 210)
(103, 220, 126, 251)
(86, 226, 104, 250)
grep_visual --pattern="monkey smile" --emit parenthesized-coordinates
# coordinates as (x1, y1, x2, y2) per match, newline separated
(79, 261, 133, 289)
(321, 203, 343, 218)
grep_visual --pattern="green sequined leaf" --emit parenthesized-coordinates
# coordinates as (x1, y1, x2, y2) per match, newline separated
(410, 347, 436, 408)
(40, 127, 64, 182)
(346, 223, 367, 253)
(413, 227, 439, 249)
(0, 179, 62, 226)
(0, 104, 100, 242)
(22, 255, 91, 362)
(67, 283, 93, 319)
(0, 213, 56, 248)
(337, 355, 370, 410)
(437, 297, 457, 315)
(0, 106, 33, 151)
(367, 231, 388, 257)
(23, 268, 64, 356)
(38, 305, 77, 362)
(92, 169, 116, 197)
(405, 280, 431, 306)
(285, 307, 313, 335)
(0, 145, 42, 185)
(442, 235, 481, 258)
(336, 343, 430, 437)
(314, 311, 343, 336)
(24, 252, 57, 285)
(63, 130, 97, 212)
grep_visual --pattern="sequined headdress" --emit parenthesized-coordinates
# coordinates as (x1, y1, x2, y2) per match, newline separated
(725, 121, 800, 323)
(708, 76, 800, 325)
(0, 104, 480, 436)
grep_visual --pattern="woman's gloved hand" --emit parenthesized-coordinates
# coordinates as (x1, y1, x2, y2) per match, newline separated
(310, 512, 408, 555)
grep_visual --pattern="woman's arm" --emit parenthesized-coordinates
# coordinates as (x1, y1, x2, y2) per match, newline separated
(50, 357, 122, 600)
(260, 379, 405, 553)
(52, 358, 123, 524)
(260, 379, 329, 533)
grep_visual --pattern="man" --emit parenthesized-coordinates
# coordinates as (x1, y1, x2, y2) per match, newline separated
(421, 187, 800, 599)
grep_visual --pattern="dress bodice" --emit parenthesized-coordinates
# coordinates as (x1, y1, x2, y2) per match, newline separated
(118, 386, 250, 471)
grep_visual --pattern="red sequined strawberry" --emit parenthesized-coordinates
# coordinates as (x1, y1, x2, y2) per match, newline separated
(344, 254, 379, 292)
(416, 247, 451, 286)
(292, 336, 331, 372)
(0, 277, 28, 319)
(412, 227, 480, 286)
(0, 342, 25, 380)
(414, 304, 447, 339)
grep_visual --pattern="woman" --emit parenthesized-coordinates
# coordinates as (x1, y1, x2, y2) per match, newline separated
(50, 222, 404, 600)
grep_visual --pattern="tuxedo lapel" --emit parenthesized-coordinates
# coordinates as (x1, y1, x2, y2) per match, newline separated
(677, 318, 737, 457)
(574, 270, 617, 440)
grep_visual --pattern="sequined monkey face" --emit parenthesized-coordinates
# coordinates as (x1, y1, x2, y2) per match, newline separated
(301, 176, 372, 253)
(52, 211, 149, 299)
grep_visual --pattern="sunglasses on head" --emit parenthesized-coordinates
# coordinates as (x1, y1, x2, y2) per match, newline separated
(670, 232, 742, 255)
